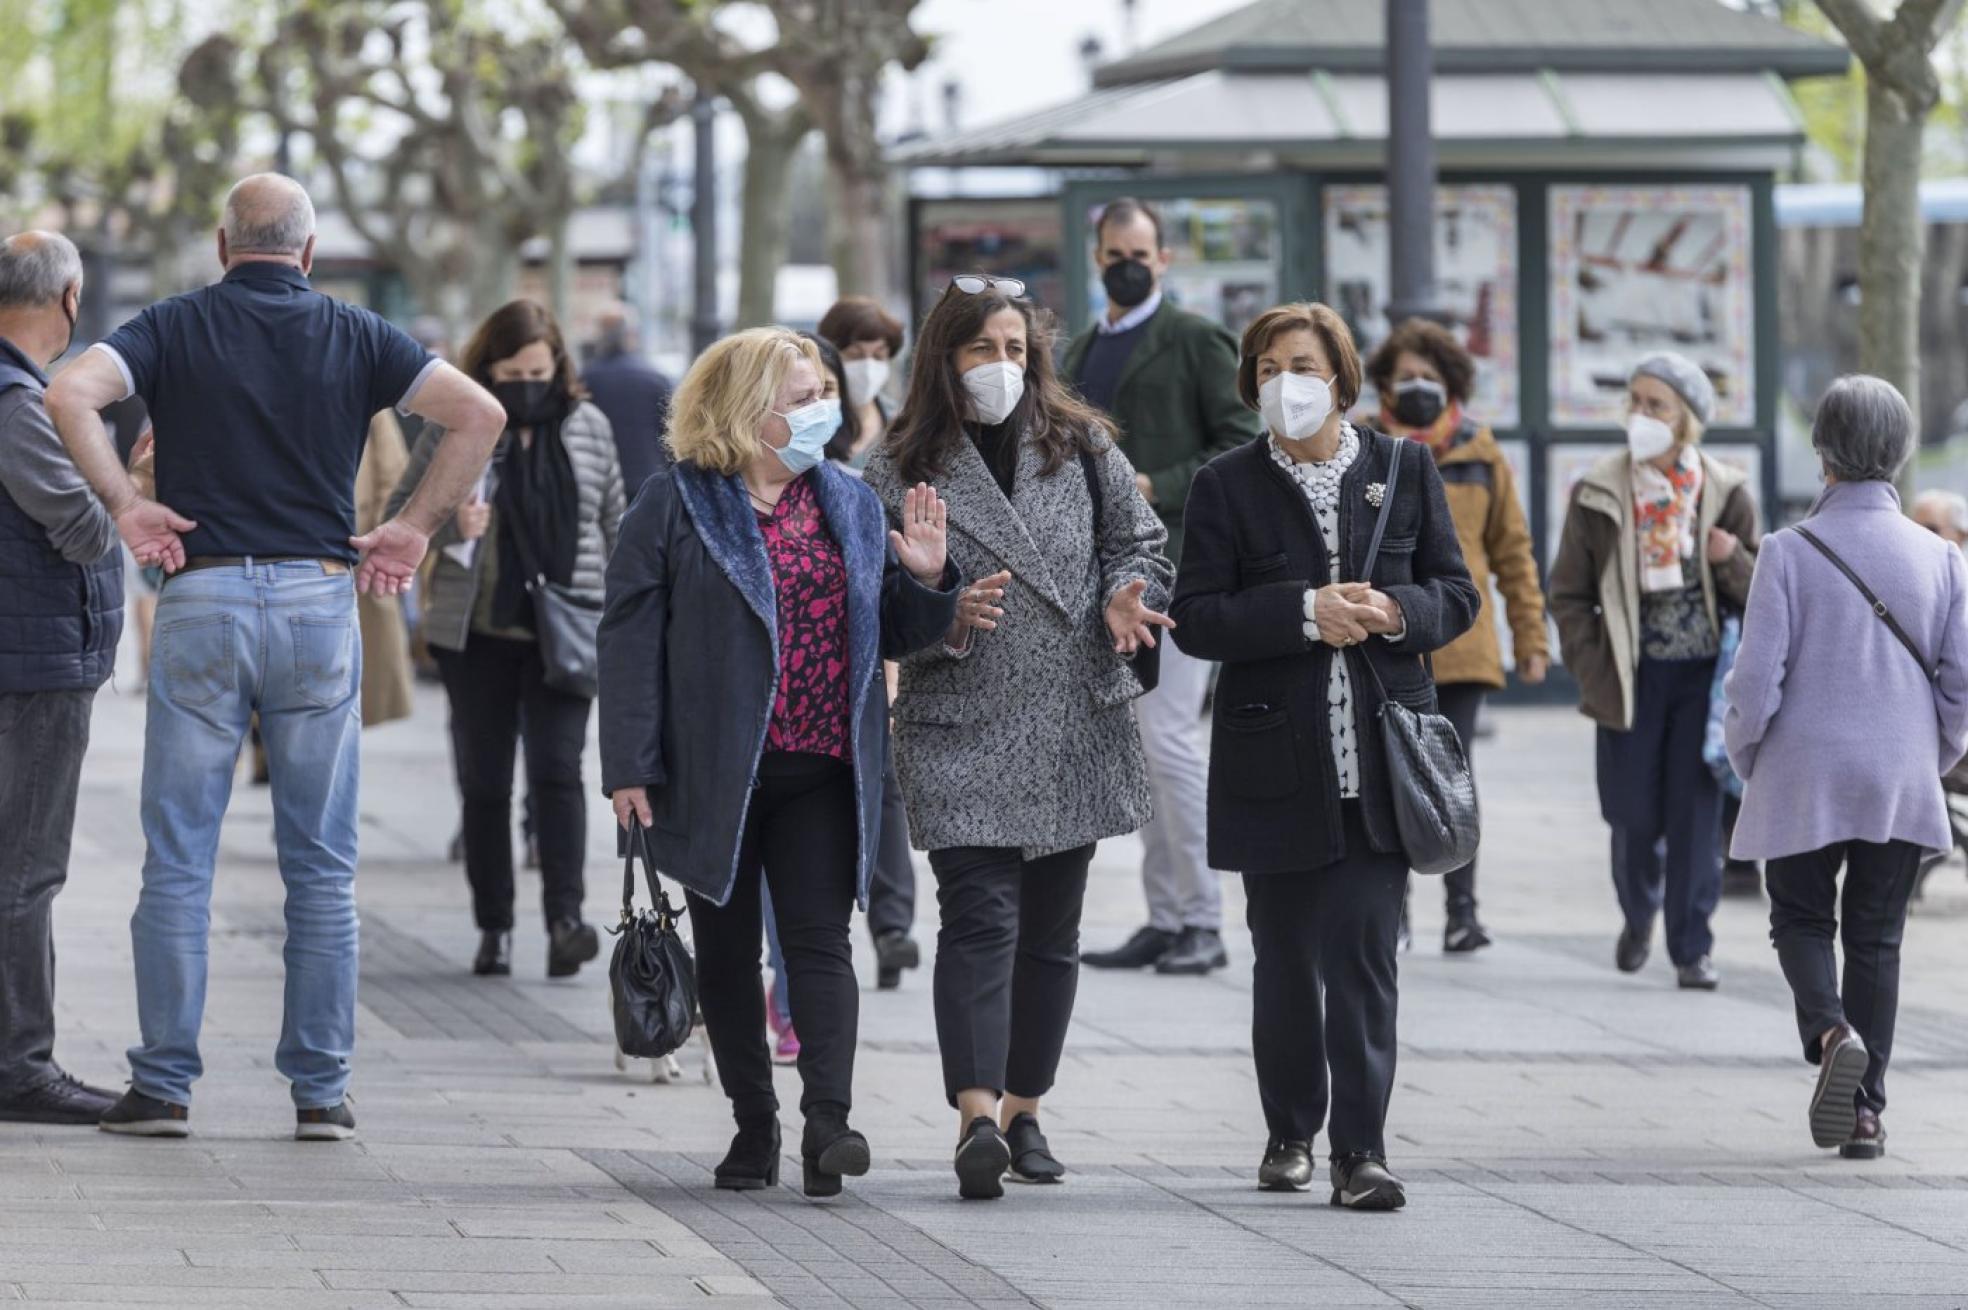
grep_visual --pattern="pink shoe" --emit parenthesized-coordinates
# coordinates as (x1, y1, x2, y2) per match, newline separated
(773, 1025, 801, 1065)
(765, 980, 800, 1065)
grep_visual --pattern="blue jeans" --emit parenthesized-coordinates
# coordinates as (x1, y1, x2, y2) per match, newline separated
(130, 560, 362, 1109)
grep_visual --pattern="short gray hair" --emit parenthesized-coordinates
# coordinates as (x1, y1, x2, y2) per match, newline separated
(1813, 374, 1915, 483)
(0, 231, 83, 310)
(221, 174, 316, 255)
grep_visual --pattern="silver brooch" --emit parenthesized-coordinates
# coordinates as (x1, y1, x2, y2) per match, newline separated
(1365, 482, 1387, 508)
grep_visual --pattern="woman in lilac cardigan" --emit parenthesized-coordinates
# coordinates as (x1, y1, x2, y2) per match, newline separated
(1724, 375, 1968, 1161)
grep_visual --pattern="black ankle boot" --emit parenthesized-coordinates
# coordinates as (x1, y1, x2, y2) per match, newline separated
(800, 1103, 869, 1199)
(472, 930, 511, 976)
(714, 1116, 781, 1191)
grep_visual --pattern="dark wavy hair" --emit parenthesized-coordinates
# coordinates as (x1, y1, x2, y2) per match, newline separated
(1367, 316, 1476, 405)
(459, 298, 586, 402)
(801, 330, 861, 463)
(886, 283, 1110, 484)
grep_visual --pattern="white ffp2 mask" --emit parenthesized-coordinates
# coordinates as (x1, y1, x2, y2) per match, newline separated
(1259, 372, 1334, 442)
(962, 360, 1025, 426)
(1626, 414, 1677, 462)
(843, 357, 889, 409)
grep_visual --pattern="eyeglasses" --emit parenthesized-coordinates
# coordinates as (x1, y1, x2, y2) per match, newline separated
(948, 274, 1026, 298)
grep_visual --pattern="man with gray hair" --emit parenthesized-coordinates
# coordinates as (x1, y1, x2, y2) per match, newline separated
(1912, 490, 1968, 549)
(0, 230, 125, 1125)
(45, 173, 507, 1141)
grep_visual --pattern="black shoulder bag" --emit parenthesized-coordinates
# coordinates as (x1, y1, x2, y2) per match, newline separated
(1793, 524, 1938, 683)
(1082, 447, 1162, 694)
(498, 487, 604, 700)
(607, 818, 698, 1059)
(1353, 438, 1481, 876)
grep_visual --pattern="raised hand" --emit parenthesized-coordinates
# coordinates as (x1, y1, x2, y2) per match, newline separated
(116, 498, 197, 574)
(1105, 578, 1176, 655)
(889, 482, 949, 585)
(349, 516, 431, 597)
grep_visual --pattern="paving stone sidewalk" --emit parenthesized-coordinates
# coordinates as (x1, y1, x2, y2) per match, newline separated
(4, 684, 1968, 1308)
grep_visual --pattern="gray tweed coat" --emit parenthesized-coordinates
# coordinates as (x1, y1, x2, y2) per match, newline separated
(864, 428, 1173, 858)
(389, 400, 625, 654)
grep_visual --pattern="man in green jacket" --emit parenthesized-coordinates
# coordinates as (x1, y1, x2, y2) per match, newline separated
(1069, 197, 1261, 977)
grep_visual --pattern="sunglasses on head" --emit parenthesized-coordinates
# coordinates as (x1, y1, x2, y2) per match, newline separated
(948, 274, 1027, 298)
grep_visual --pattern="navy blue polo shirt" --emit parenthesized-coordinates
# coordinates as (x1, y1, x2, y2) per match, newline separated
(96, 262, 437, 562)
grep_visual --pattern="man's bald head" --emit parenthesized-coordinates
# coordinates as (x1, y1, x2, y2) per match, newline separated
(1913, 490, 1968, 546)
(220, 174, 316, 266)
(594, 301, 635, 355)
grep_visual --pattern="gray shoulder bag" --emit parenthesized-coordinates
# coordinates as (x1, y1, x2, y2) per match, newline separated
(1354, 436, 1481, 876)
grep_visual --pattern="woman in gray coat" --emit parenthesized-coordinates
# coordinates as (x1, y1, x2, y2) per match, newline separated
(388, 300, 624, 980)
(1724, 375, 1968, 1160)
(864, 276, 1174, 1200)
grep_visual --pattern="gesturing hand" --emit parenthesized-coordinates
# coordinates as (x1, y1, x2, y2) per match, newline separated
(889, 482, 949, 585)
(1105, 578, 1176, 655)
(954, 569, 1012, 634)
(116, 498, 197, 574)
(349, 516, 431, 597)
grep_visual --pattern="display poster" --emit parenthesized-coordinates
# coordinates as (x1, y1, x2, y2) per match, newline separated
(916, 198, 1066, 323)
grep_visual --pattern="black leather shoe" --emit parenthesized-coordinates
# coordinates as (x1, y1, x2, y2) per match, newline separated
(1082, 926, 1176, 970)
(547, 919, 600, 978)
(1330, 1153, 1406, 1211)
(1615, 924, 1651, 974)
(1443, 913, 1492, 954)
(1258, 1138, 1313, 1192)
(874, 930, 920, 991)
(98, 1087, 190, 1137)
(1812, 1024, 1868, 1149)
(472, 930, 512, 977)
(0, 1071, 118, 1125)
(800, 1104, 870, 1198)
(715, 1117, 781, 1190)
(1676, 956, 1720, 991)
(954, 1116, 1010, 1200)
(1155, 926, 1228, 976)
(1004, 1112, 1065, 1184)
(1841, 1105, 1886, 1160)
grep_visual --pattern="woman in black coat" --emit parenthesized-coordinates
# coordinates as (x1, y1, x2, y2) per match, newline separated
(1171, 302, 1478, 1212)
(598, 327, 960, 1199)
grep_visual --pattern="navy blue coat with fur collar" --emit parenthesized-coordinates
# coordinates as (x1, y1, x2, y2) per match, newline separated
(598, 460, 961, 907)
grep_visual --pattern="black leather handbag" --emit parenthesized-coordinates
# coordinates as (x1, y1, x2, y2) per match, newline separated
(607, 819, 698, 1059)
(496, 487, 602, 699)
(1356, 438, 1480, 877)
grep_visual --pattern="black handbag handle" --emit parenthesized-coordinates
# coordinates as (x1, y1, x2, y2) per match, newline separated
(619, 817, 683, 931)
(1793, 524, 1938, 683)
(1358, 432, 1403, 583)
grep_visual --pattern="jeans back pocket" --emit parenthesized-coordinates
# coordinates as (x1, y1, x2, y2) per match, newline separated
(291, 614, 357, 709)
(159, 613, 237, 710)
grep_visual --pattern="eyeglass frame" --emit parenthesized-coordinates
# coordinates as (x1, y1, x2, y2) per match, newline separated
(947, 274, 1027, 299)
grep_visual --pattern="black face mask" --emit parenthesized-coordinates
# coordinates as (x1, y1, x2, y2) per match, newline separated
(492, 378, 557, 428)
(1101, 258, 1156, 310)
(1391, 378, 1448, 429)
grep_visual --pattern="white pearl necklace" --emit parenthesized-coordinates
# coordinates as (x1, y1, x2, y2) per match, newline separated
(1269, 423, 1359, 513)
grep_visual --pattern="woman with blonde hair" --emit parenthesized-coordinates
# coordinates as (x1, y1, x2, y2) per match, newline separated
(1550, 352, 1760, 990)
(599, 327, 961, 1197)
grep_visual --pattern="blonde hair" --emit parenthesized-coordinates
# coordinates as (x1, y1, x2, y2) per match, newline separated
(664, 327, 823, 474)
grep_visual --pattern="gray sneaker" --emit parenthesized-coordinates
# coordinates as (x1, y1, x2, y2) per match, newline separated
(98, 1088, 190, 1138)
(1330, 1154, 1407, 1211)
(296, 1102, 357, 1142)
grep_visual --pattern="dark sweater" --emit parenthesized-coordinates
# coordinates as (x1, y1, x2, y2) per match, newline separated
(968, 418, 1019, 499)
(1075, 322, 1147, 414)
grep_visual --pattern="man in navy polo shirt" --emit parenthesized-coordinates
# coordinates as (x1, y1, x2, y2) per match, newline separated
(46, 174, 506, 1141)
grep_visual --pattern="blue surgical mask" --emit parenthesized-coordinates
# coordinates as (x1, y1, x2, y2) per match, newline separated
(770, 398, 841, 474)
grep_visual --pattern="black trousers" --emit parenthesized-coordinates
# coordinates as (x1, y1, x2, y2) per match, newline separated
(1433, 682, 1486, 914)
(435, 634, 592, 932)
(1597, 657, 1722, 965)
(687, 752, 860, 1122)
(1767, 838, 1922, 1114)
(0, 690, 92, 1096)
(1245, 803, 1407, 1161)
(864, 738, 916, 940)
(927, 843, 1093, 1106)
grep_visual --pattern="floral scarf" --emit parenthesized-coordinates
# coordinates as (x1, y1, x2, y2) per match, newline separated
(1632, 446, 1703, 594)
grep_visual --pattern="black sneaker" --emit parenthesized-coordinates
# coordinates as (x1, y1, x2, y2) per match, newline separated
(1258, 1138, 1313, 1192)
(1082, 926, 1175, 970)
(547, 919, 600, 978)
(874, 930, 920, 991)
(1443, 914, 1492, 954)
(295, 1102, 357, 1142)
(1615, 923, 1651, 974)
(954, 1116, 1011, 1200)
(1003, 1112, 1065, 1184)
(0, 1070, 119, 1125)
(98, 1088, 190, 1137)
(1330, 1153, 1407, 1211)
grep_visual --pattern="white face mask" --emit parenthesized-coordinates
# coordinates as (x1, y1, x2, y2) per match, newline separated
(843, 356, 889, 409)
(1258, 371, 1334, 442)
(961, 360, 1025, 426)
(1626, 413, 1677, 462)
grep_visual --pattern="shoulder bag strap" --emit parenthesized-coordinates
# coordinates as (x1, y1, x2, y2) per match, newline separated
(1358, 433, 1403, 581)
(1793, 524, 1938, 683)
